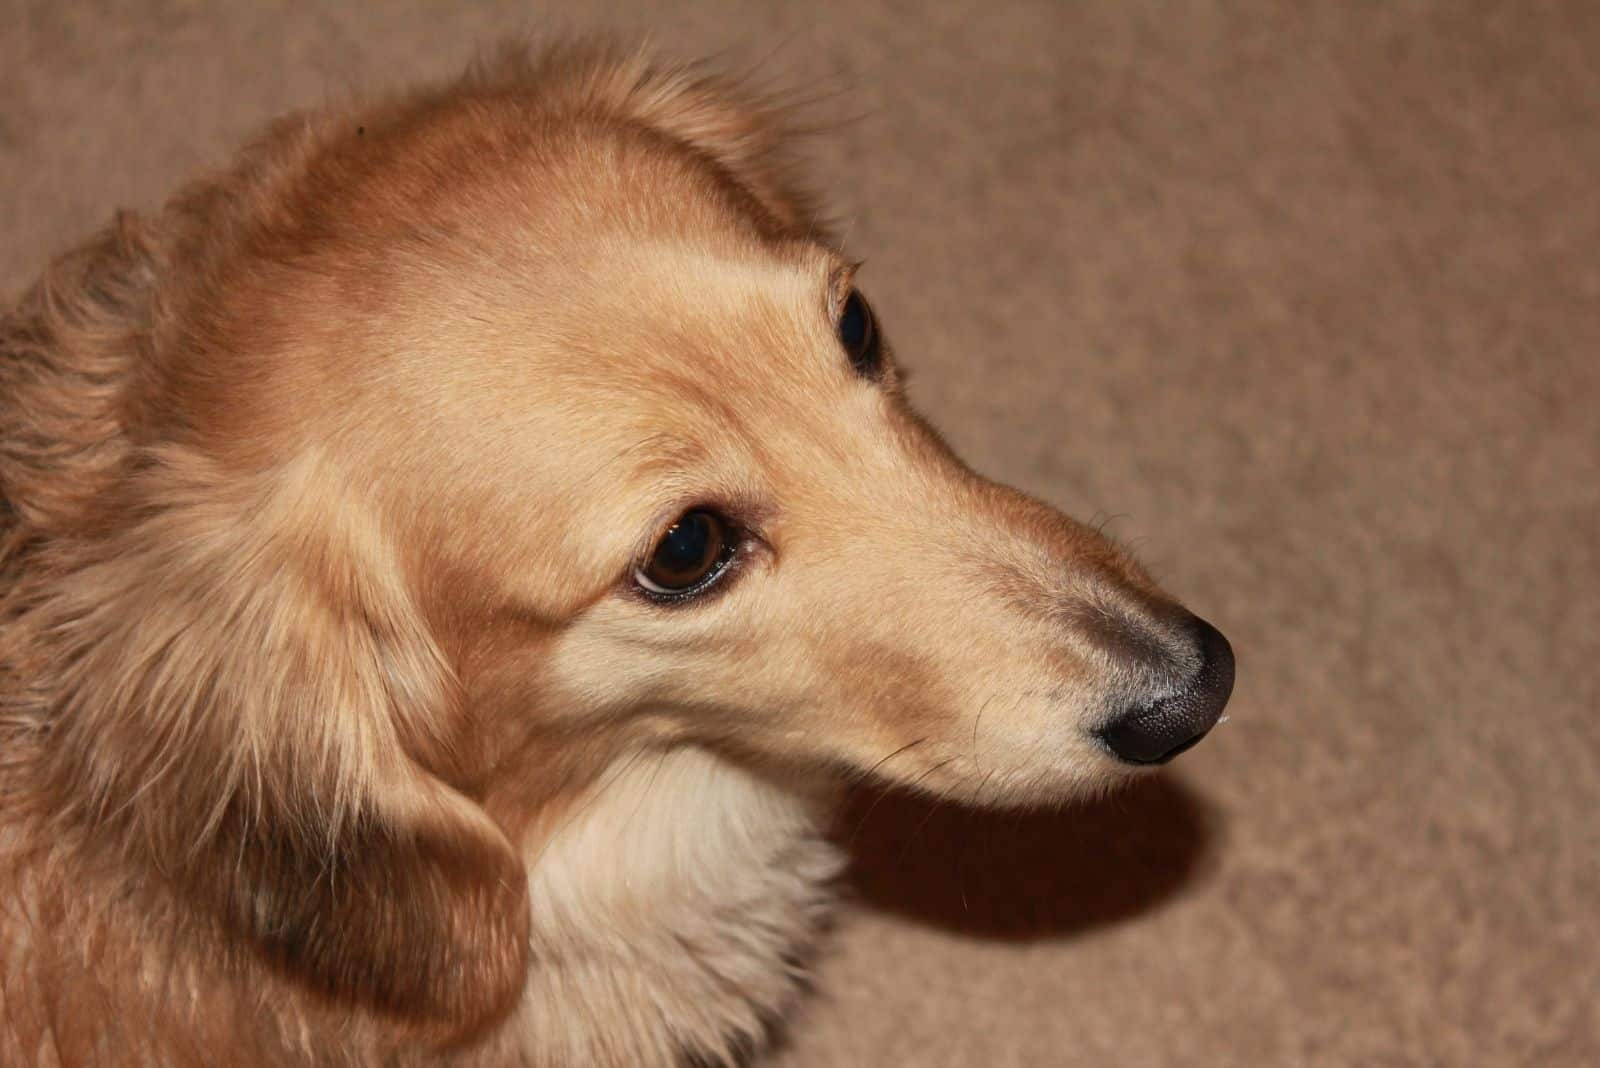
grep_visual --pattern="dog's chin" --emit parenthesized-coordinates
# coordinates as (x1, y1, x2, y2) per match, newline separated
(840, 742, 1143, 812)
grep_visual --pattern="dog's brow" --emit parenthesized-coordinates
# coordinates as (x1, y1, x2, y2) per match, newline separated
(566, 434, 710, 493)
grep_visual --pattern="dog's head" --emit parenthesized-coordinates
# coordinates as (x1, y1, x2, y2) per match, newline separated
(6, 43, 1231, 1041)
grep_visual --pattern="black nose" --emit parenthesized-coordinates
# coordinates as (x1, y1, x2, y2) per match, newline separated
(1097, 616, 1235, 765)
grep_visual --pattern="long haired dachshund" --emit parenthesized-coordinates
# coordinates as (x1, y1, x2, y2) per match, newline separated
(0, 40, 1233, 1067)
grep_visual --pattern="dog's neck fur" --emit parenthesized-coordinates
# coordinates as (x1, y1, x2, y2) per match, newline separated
(0, 746, 842, 1067)
(501, 746, 844, 1066)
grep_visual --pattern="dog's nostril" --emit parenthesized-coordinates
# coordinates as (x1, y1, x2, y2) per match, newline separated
(1096, 616, 1235, 765)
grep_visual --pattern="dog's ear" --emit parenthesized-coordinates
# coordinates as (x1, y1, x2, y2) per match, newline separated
(473, 39, 824, 234)
(12, 448, 529, 1035)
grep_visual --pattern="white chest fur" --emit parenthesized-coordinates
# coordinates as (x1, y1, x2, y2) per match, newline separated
(505, 747, 844, 1067)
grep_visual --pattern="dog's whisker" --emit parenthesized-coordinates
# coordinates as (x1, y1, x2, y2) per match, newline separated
(904, 756, 957, 795)
(970, 695, 994, 777)
(856, 736, 926, 784)
(876, 755, 959, 865)
(894, 796, 945, 868)
(843, 737, 928, 850)
(847, 753, 955, 853)
(619, 747, 672, 834)
(956, 767, 998, 917)
(972, 766, 997, 810)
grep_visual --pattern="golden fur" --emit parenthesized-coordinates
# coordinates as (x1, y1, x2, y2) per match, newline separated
(0, 41, 1211, 1066)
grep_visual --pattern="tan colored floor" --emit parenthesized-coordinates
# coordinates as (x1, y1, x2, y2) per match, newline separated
(4, 2, 1597, 1064)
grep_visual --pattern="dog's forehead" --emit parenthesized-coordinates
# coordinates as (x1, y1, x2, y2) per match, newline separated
(562, 238, 839, 367)
(499, 237, 867, 485)
(342, 113, 852, 391)
(408, 170, 855, 425)
(198, 96, 891, 589)
(405, 234, 900, 603)
(333, 210, 881, 577)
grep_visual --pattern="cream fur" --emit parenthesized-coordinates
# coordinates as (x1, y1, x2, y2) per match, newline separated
(510, 748, 842, 1066)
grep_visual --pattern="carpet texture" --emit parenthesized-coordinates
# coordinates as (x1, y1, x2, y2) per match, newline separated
(4, 2, 1596, 1065)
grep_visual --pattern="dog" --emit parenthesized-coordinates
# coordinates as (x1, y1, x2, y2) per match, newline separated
(0, 40, 1234, 1067)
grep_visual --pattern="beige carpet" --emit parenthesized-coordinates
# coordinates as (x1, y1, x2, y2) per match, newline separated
(4, 2, 1597, 1064)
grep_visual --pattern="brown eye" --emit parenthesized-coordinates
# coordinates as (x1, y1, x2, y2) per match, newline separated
(635, 510, 734, 598)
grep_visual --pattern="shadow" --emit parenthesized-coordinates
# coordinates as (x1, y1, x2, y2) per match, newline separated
(834, 773, 1219, 939)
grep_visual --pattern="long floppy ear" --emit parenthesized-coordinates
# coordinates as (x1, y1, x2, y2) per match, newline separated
(9, 445, 529, 1035)
(467, 38, 826, 235)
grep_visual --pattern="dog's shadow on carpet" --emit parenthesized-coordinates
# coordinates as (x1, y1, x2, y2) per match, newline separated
(834, 773, 1219, 939)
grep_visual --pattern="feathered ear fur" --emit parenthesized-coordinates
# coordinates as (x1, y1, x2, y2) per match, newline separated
(2, 418, 529, 1034)
(467, 38, 827, 235)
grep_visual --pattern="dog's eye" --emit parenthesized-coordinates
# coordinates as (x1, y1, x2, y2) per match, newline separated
(837, 290, 881, 376)
(635, 510, 735, 598)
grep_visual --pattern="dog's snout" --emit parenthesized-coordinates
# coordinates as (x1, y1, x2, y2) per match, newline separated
(1096, 615, 1235, 765)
